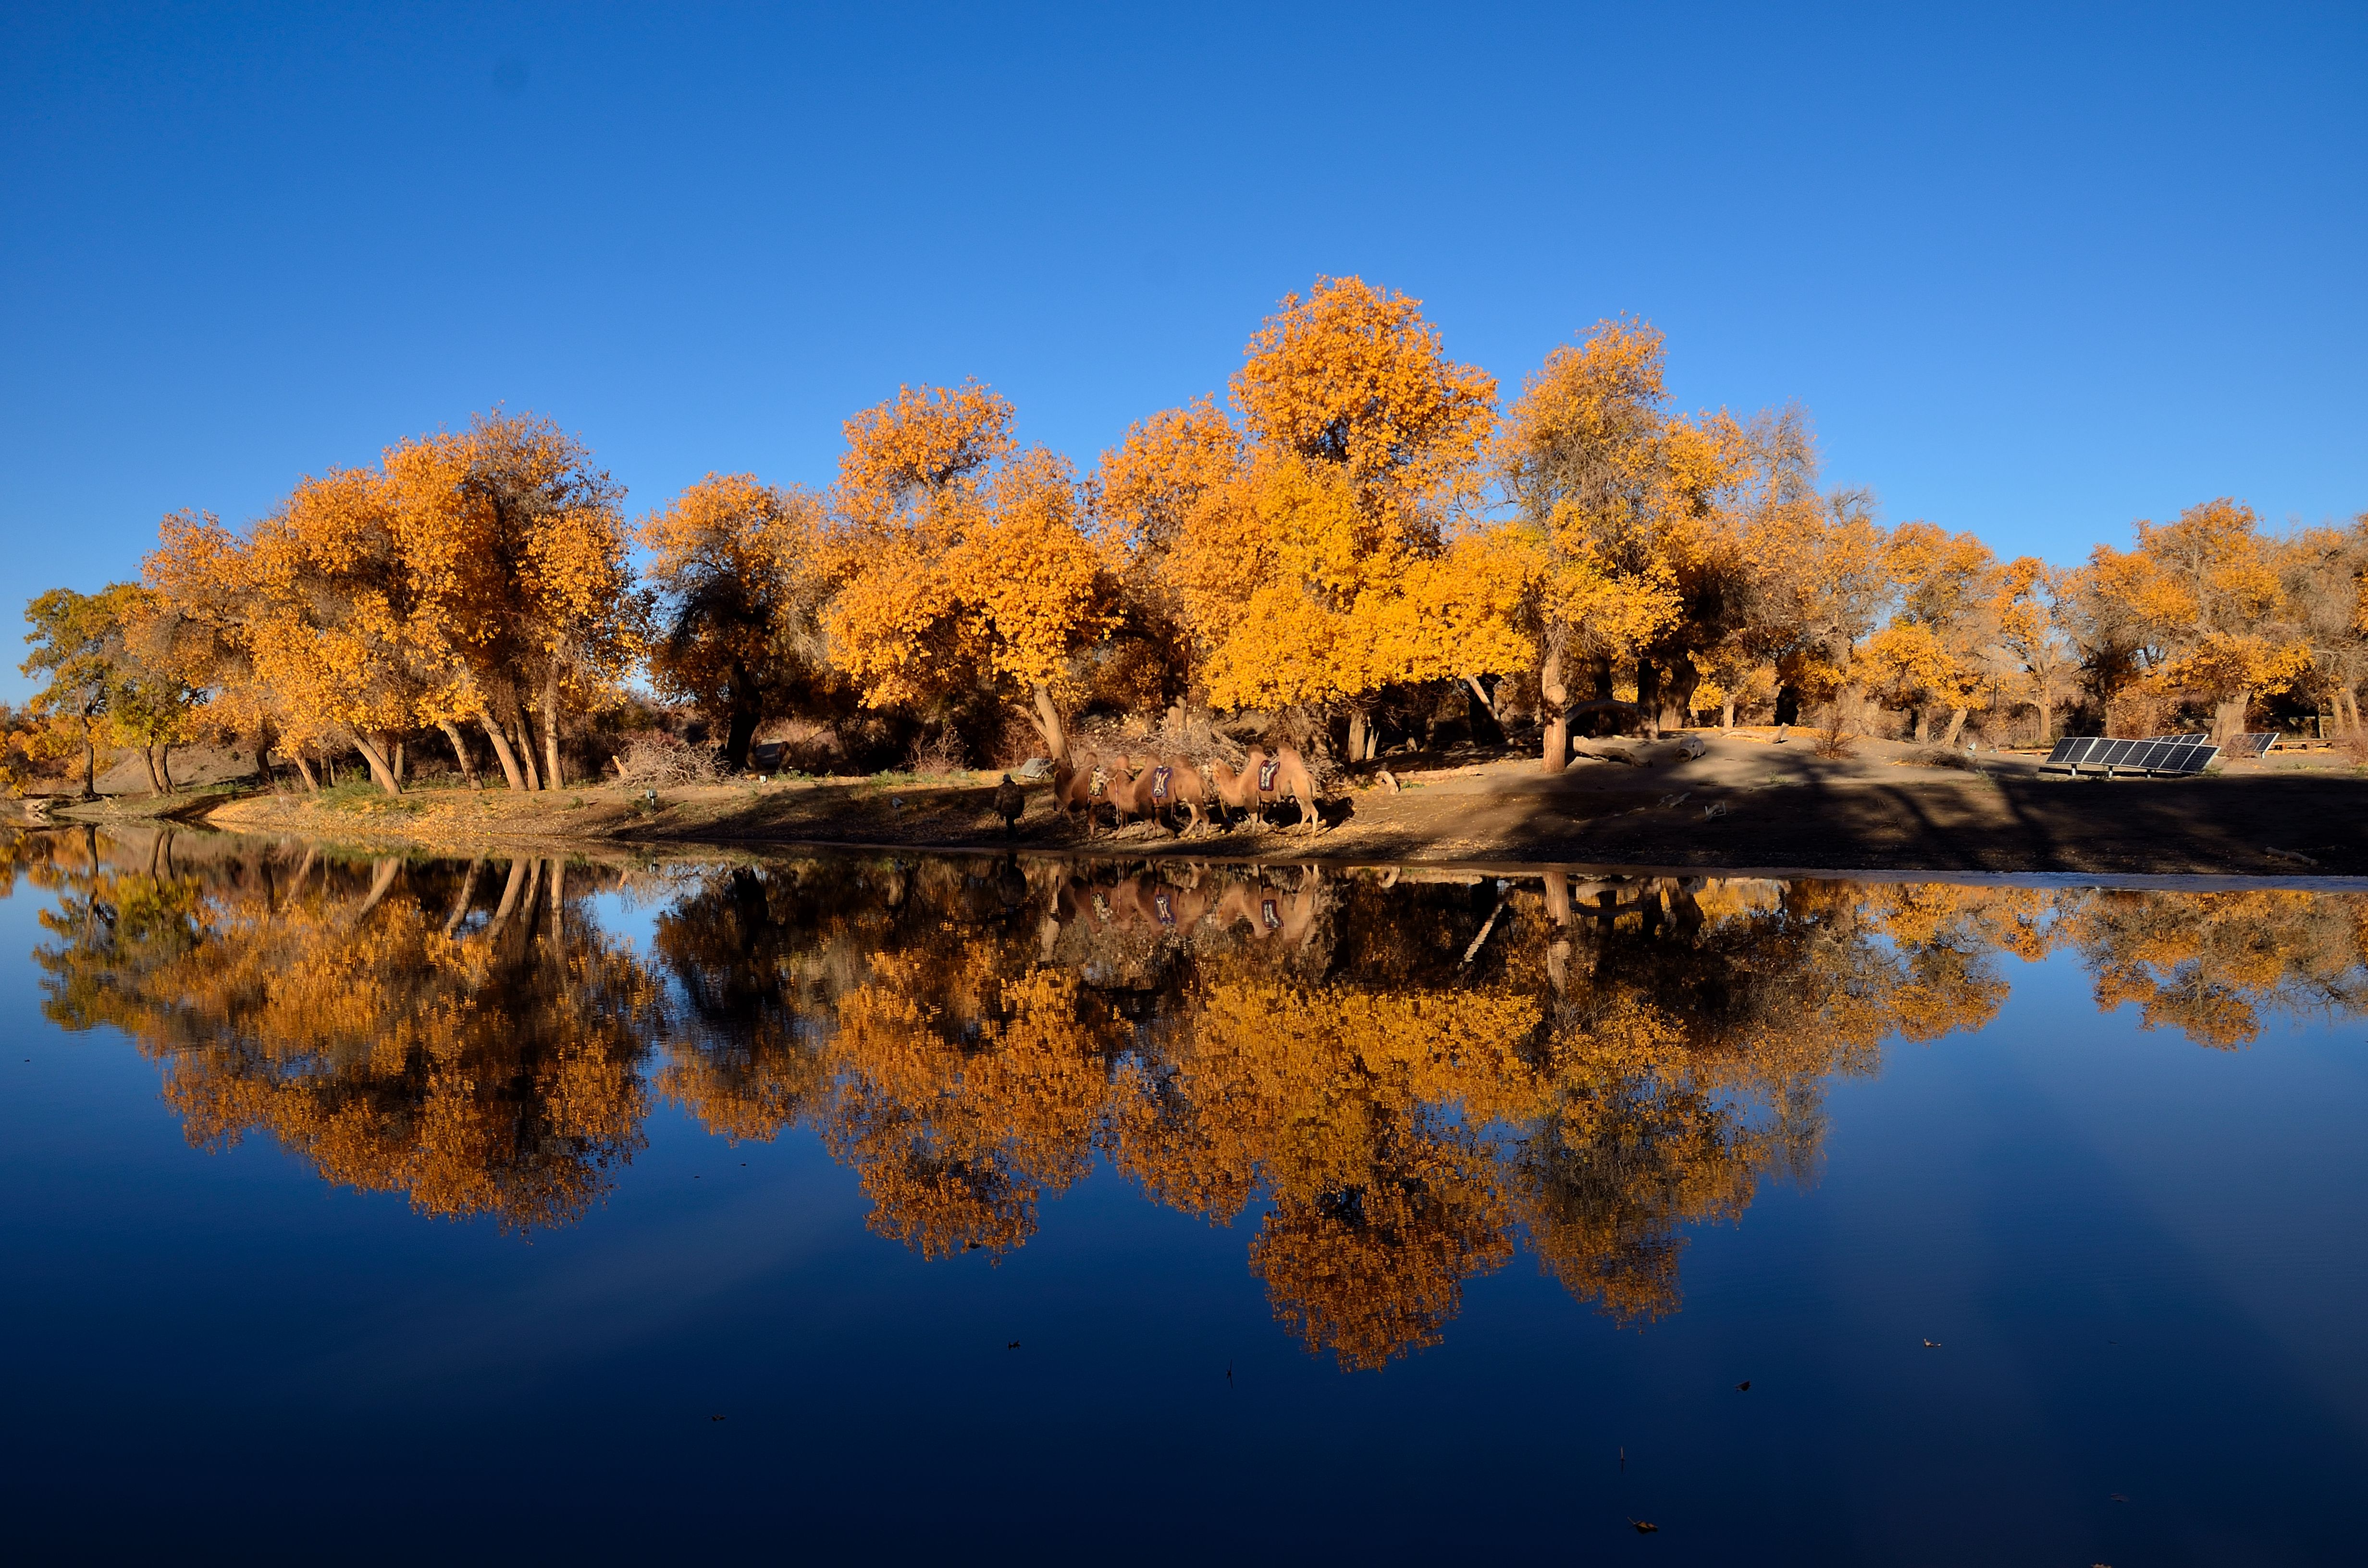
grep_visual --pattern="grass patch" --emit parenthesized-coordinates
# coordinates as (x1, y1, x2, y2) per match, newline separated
(317, 781, 425, 816)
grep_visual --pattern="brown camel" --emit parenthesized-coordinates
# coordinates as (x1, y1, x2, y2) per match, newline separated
(1050, 756, 1109, 836)
(1207, 745, 1321, 834)
(1130, 755, 1214, 834)
(1096, 759, 1172, 834)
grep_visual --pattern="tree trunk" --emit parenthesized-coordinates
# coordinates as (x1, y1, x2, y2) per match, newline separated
(392, 739, 406, 786)
(139, 745, 164, 794)
(290, 748, 318, 792)
(2035, 697, 2055, 746)
(1540, 646, 1570, 774)
(2213, 692, 2251, 743)
(1635, 660, 1662, 737)
(1941, 708, 1969, 746)
(476, 711, 525, 790)
(348, 731, 403, 795)
(1661, 660, 1699, 733)
(1720, 699, 1735, 730)
(439, 721, 480, 787)
(513, 707, 543, 792)
(540, 661, 563, 790)
(724, 700, 761, 773)
(1346, 709, 1369, 764)
(1027, 681, 1068, 763)
(80, 720, 98, 798)
(1589, 653, 1615, 701)
(159, 744, 174, 793)
(1911, 707, 1929, 743)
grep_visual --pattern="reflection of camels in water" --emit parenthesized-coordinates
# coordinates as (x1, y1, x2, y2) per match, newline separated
(16, 830, 2367, 1369)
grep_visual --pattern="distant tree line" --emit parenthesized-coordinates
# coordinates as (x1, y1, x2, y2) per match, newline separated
(13, 277, 2368, 796)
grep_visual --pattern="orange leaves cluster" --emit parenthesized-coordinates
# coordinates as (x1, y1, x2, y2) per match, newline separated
(822, 389, 1119, 745)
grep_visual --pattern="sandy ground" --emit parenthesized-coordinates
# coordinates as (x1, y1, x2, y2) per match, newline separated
(65, 727, 2350, 879)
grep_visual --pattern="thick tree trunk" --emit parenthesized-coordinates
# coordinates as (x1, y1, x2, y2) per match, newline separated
(159, 744, 174, 792)
(724, 702, 761, 773)
(1346, 709, 1369, 763)
(391, 739, 406, 786)
(1912, 708, 1930, 743)
(290, 748, 318, 792)
(476, 711, 525, 790)
(2213, 692, 2251, 743)
(1720, 700, 1736, 729)
(2035, 698, 2055, 746)
(348, 731, 403, 795)
(1589, 653, 1615, 701)
(540, 662, 563, 790)
(439, 721, 480, 787)
(1540, 646, 1569, 774)
(1028, 682, 1068, 763)
(1635, 660, 1662, 737)
(1660, 660, 1698, 733)
(1941, 708, 1969, 746)
(139, 745, 164, 794)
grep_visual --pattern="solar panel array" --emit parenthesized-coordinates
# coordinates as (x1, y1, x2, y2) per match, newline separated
(2145, 733, 2208, 744)
(2222, 732, 2281, 760)
(2040, 736, 2220, 775)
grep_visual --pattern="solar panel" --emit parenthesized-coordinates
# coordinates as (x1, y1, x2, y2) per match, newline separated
(2222, 732, 2280, 760)
(2039, 736, 2220, 776)
(2146, 733, 2207, 744)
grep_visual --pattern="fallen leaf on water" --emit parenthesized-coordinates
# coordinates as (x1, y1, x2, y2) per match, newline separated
(1736, 1380, 1751, 1391)
(1628, 1518, 1658, 1534)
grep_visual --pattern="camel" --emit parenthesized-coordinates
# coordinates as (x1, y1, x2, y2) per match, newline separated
(1129, 755, 1214, 834)
(1050, 756, 1109, 836)
(1095, 759, 1172, 834)
(1207, 745, 1321, 834)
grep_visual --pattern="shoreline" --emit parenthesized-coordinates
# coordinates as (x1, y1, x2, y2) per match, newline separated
(13, 730, 2366, 884)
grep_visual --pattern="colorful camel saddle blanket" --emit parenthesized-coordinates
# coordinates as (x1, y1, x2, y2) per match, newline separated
(1257, 758, 1280, 793)
(1150, 765, 1173, 803)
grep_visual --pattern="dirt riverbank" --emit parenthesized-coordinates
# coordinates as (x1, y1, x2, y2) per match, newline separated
(47, 730, 2351, 879)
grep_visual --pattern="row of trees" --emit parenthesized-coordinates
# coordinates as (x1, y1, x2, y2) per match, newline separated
(20, 278, 2368, 795)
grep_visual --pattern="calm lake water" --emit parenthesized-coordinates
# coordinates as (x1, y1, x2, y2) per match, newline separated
(3, 829, 2364, 1565)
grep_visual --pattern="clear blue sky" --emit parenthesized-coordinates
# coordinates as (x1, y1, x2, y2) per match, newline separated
(5, 2, 2364, 701)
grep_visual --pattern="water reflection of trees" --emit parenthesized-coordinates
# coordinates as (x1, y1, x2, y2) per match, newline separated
(11, 829, 2365, 1367)
(19, 829, 659, 1230)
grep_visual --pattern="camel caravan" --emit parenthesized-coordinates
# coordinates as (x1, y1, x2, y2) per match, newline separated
(1046, 742, 1323, 840)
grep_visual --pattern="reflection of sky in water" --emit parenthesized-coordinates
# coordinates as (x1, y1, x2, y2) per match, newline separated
(1, 834, 2363, 1564)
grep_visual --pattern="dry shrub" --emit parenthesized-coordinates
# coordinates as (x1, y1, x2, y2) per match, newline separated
(2341, 731, 2368, 768)
(1906, 745, 1979, 771)
(1813, 698, 1859, 759)
(902, 726, 969, 778)
(2104, 686, 2173, 739)
(613, 733, 717, 785)
(1150, 705, 1245, 767)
